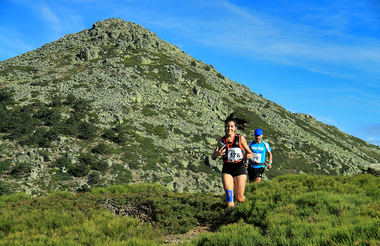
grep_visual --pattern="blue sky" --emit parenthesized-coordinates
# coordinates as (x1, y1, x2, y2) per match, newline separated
(1, 0, 380, 145)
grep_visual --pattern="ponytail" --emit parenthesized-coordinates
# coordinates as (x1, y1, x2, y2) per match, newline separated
(224, 113, 247, 131)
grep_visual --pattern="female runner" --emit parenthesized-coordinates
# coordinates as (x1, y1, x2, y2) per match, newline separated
(212, 114, 253, 207)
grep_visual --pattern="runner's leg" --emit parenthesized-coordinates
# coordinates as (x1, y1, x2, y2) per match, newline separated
(222, 173, 235, 207)
(234, 174, 246, 203)
(254, 177, 262, 183)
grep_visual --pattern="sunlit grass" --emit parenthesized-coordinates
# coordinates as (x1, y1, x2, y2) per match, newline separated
(0, 175, 378, 245)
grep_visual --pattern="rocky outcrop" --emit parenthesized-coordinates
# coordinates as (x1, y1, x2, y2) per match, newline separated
(362, 164, 380, 177)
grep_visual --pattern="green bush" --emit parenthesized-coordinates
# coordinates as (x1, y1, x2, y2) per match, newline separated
(91, 143, 113, 155)
(151, 125, 167, 139)
(0, 175, 378, 245)
(101, 125, 127, 144)
(79, 153, 108, 172)
(26, 127, 58, 147)
(51, 172, 72, 182)
(0, 91, 101, 147)
(34, 105, 62, 126)
(67, 163, 89, 177)
(0, 160, 12, 174)
(216, 72, 225, 79)
(77, 184, 91, 193)
(0, 181, 11, 196)
(53, 156, 71, 169)
(10, 162, 31, 177)
(77, 122, 97, 140)
(198, 174, 380, 246)
(111, 164, 132, 184)
(0, 191, 162, 245)
(88, 172, 101, 186)
(195, 221, 270, 246)
(2, 105, 37, 140)
(48, 95, 64, 107)
(0, 89, 15, 106)
(142, 105, 159, 117)
(89, 184, 226, 234)
(59, 117, 80, 136)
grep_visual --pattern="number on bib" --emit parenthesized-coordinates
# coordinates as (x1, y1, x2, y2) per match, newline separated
(227, 148, 243, 162)
(253, 153, 262, 163)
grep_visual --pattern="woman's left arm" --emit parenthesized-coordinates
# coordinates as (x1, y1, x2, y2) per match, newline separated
(240, 135, 253, 160)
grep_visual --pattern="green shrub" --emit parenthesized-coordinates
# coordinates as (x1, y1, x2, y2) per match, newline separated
(0, 160, 12, 174)
(0, 181, 11, 196)
(142, 105, 159, 117)
(79, 153, 108, 172)
(0, 191, 162, 245)
(2, 105, 37, 140)
(151, 125, 167, 139)
(111, 164, 132, 184)
(51, 172, 73, 182)
(102, 128, 117, 141)
(90, 183, 226, 234)
(195, 221, 271, 246)
(34, 105, 62, 126)
(53, 155, 71, 169)
(197, 79, 216, 91)
(0, 91, 101, 148)
(216, 72, 225, 79)
(67, 163, 89, 177)
(102, 125, 127, 144)
(77, 122, 97, 140)
(91, 143, 113, 155)
(77, 184, 91, 193)
(27, 127, 58, 147)
(122, 148, 140, 168)
(218, 174, 380, 245)
(88, 172, 101, 186)
(0, 89, 15, 106)
(59, 117, 79, 136)
(10, 162, 31, 177)
(0, 175, 378, 245)
(49, 95, 64, 107)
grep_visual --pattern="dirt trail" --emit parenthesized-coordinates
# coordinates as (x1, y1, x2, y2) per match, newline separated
(163, 225, 212, 244)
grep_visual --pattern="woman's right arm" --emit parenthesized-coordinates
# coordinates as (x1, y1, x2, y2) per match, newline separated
(212, 139, 225, 160)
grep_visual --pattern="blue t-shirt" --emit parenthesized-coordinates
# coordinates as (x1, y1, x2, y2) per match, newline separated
(248, 141, 271, 168)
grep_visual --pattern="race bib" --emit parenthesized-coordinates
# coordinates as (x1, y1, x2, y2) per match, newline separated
(227, 148, 243, 162)
(253, 153, 262, 163)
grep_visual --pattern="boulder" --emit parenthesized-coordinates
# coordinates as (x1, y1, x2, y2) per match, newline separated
(362, 164, 380, 177)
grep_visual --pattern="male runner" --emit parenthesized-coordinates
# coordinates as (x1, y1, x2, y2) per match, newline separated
(247, 128, 273, 183)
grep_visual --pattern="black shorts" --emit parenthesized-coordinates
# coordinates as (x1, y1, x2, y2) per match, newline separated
(247, 166, 265, 180)
(222, 162, 247, 177)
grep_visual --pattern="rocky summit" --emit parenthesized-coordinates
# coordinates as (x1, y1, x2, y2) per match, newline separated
(0, 18, 379, 195)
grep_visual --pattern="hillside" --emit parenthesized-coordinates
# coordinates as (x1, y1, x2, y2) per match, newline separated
(0, 18, 379, 195)
(0, 175, 379, 245)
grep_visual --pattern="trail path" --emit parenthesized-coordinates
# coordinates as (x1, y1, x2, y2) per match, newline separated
(163, 225, 211, 244)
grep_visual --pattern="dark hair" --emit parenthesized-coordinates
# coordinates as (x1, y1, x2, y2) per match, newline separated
(224, 113, 247, 131)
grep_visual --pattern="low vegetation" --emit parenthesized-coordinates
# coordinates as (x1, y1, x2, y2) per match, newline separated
(0, 88, 99, 148)
(0, 174, 378, 245)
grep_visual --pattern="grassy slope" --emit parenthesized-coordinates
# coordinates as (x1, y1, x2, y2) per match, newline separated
(0, 174, 378, 245)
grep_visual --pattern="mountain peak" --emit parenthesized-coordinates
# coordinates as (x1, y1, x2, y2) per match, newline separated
(91, 18, 140, 31)
(0, 18, 379, 195)
(60, 18, 163, 54)
(89, 18, 155, 40)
